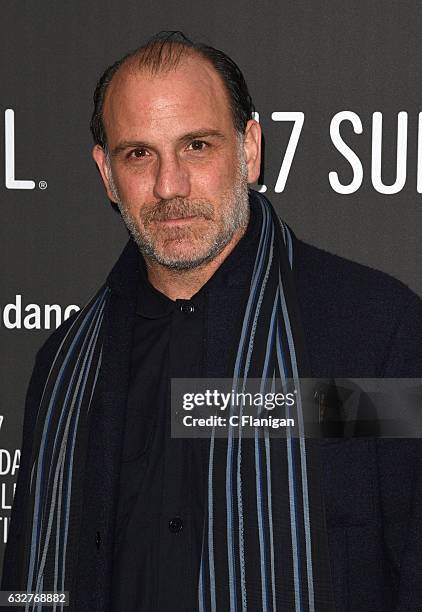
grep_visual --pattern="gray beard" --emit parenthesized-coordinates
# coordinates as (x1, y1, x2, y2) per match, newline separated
(110, 156, 250, 271)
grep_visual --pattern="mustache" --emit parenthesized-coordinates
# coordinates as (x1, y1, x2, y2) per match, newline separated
(140, 198, 215, 224)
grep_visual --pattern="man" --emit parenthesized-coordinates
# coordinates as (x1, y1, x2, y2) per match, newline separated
(3, 31, 422, 612)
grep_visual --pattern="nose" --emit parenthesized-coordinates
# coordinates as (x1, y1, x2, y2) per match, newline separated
(153, 154, 190, 201)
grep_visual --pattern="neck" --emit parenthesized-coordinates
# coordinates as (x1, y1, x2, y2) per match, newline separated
(144, 224, 247, 300)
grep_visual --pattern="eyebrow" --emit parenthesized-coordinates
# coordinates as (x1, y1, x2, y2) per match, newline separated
(111, 129, 226, 156)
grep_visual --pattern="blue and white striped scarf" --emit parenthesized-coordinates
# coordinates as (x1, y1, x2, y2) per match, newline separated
(20, 193, 334, 611)
(22, 285, 109, 610)
(199, 194, 334, 611)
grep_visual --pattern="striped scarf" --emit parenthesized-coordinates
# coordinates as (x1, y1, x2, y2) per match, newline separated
(20, 193, 333, 611)
(21, 285, 110, 610)
(198, 194, 334, 611)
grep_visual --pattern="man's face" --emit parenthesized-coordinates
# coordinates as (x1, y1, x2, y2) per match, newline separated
(93, 54, 261, 270)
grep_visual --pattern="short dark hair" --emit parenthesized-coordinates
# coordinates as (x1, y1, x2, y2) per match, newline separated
(90, 31, 255, 149)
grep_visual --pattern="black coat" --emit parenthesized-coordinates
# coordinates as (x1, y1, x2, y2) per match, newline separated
(3, 218, 422, 611)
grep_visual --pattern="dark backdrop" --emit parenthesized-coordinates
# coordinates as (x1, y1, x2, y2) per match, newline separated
(1, 0, 421, 574)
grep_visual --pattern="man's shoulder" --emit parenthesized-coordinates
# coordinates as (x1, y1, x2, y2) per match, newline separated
(33, 239, 139, 372)
(34, 308, 81, 368)
(291, 236, 422, 377)
(293, 236, 421, 321)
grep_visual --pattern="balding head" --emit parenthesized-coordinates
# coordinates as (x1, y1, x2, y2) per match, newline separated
(90, 31, 255, 150)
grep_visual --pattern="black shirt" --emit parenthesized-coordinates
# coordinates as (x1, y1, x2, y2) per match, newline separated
(110, 205, 259, 612)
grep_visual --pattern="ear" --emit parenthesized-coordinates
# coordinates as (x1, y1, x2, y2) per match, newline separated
(92, 144, 119, 203)
(242, 119, 262, 184)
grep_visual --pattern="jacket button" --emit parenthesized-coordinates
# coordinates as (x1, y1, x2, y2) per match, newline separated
(95, 531, 101, 549)
(180, 302, 195, 314)
(168, 517, 183, 533)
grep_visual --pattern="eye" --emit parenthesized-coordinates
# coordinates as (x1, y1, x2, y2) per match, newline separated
(128, 148, 149, 159)
(187, 140, 208, 152)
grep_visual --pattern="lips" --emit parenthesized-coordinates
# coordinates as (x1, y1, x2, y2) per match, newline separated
(154, 215, 199, 225)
